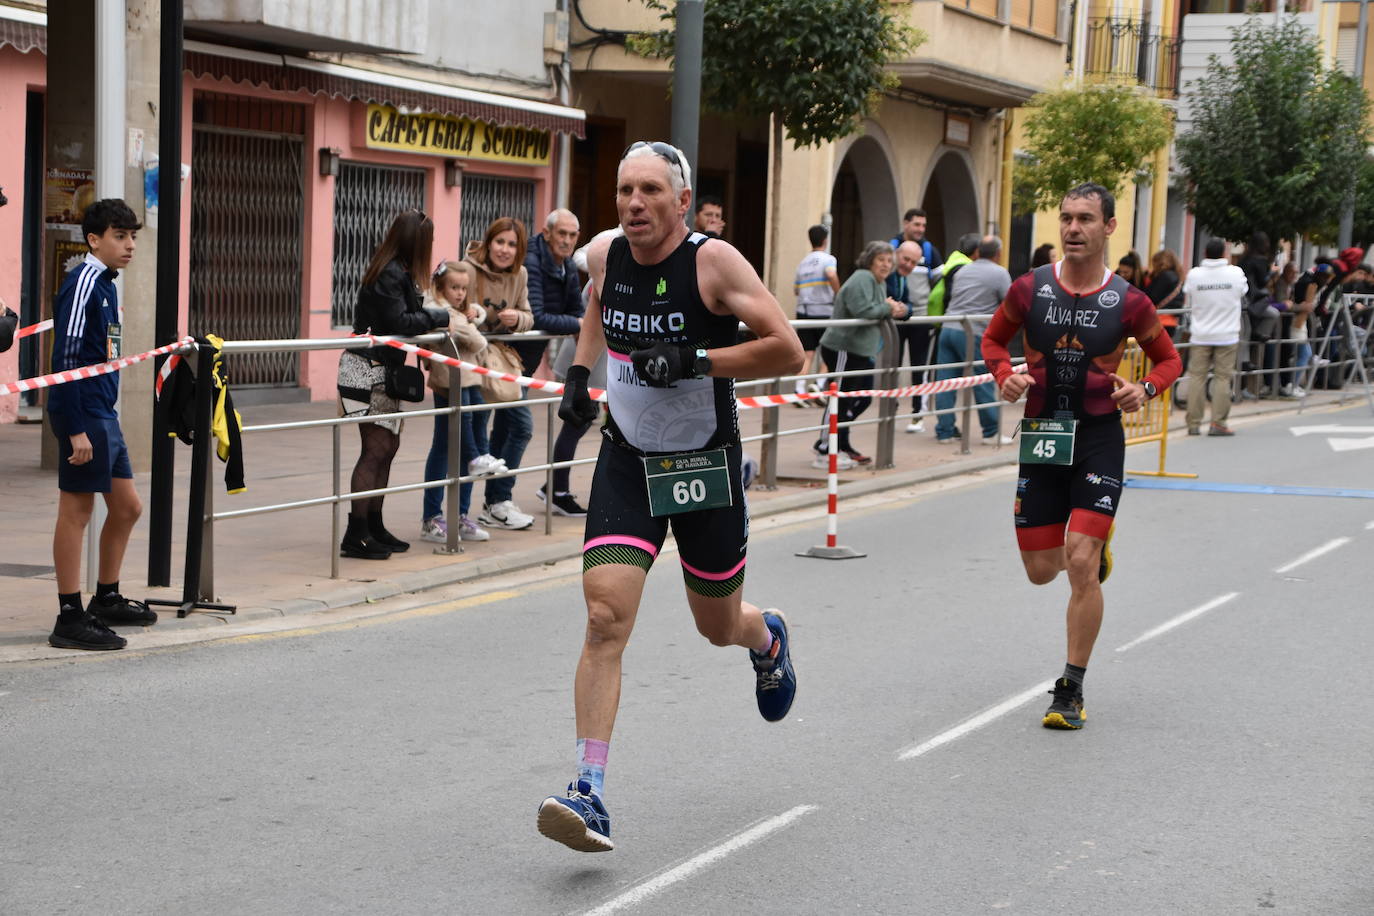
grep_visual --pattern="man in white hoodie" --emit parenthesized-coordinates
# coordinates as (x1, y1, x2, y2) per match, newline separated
(1182, 237, 1248, 436)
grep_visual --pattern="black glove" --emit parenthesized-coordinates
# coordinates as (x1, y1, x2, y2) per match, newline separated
(630, 340, 694, 388)
(422, 306, 450, 330)
(558, 364, 599, 430)
(0, 306, 15, 354)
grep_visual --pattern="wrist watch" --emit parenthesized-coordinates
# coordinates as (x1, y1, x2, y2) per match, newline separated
(691, 348, 712, 378)
(1141, 380, 1158, 400)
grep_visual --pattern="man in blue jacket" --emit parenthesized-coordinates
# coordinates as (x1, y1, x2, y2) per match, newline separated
(47, 198, 157, 651)
(522, 208, 591, 517)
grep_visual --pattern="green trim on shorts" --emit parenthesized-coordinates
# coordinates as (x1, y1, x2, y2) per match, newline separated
(583, 544, 654, 573)
(683, 567, 745, 598)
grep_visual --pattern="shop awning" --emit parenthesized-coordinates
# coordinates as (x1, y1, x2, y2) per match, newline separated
(0, 7, 45, 55)
(185, 42, 585, 139)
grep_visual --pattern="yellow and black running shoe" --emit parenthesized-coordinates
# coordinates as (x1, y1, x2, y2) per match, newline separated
(1098, 524, 1115, 584)
(1042, 677, 1086, 729)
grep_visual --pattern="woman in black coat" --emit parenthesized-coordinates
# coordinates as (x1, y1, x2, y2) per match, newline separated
(337, 209, 447, 559)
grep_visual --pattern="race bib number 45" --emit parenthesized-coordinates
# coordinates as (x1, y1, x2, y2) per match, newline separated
(1019, 418, 1077, 466)
(642, 448, 734, 517)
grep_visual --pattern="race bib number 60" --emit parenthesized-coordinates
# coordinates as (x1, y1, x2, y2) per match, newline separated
(642, 448, 734, 517)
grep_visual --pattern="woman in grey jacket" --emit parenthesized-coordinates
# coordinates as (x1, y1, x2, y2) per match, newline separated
(814, 241, 908, 466)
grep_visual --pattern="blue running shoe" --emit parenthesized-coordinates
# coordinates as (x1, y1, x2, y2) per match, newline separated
(751, 609, 796, 722)
(537, 779, 613, 852)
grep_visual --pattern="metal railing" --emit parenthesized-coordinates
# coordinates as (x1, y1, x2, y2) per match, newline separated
(1082, 16, 1182, 98)
(180, 300, 1374, 600)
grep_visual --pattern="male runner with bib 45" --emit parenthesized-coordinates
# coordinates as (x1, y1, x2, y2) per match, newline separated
(537, 142, 805, 852)
(982, 183, 1181, 729)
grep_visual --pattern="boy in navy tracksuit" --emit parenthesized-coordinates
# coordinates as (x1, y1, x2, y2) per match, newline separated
(47, 199, 156, 650)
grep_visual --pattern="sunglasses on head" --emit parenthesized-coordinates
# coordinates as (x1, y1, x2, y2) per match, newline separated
(623, 141, 686, 187)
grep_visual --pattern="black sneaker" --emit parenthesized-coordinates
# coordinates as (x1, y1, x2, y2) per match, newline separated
(88, 593, 158, 626)
(49, 613, 127, 650)
(1042, 677, 1085, 729)
(538, 486, 588, 518)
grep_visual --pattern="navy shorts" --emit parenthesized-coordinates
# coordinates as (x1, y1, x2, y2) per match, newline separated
(53, 415, 133, 493)
(582, 437, 749, 598)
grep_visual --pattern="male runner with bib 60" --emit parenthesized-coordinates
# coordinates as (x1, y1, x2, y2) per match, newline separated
(537, 142, 804, 852)
(983, 183, 1181, 729)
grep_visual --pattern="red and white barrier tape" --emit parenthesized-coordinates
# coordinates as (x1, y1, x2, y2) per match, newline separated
(378, 335, 1025, 409)
(0, 337, 195, 397)
(17, 319, 53, 340)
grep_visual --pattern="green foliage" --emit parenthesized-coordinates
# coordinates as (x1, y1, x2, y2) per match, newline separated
(1354, 156, 1374, 247)
(633, 0, 921, 148)
(1176, 14, 1372, 242)
(1014, 84, 1173, 214)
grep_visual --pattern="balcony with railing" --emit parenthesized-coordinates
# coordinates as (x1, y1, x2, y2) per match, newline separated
(1078, 16, 1183, 98)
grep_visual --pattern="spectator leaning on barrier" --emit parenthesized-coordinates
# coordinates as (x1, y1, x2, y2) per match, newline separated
(887, 240, 934, 433)
(926, 232, 974, 319)
(524, 209, 592, 518)
(1283, 261, 1333, 397)
(418, 260, 506, 546)
(814, 240, 909, 468)
(934, 234, 1013, 445)
(339, 208, 448, 560)
(46, 198, 156, 651)
(793, 223, 840, 402)
(693, 195, 724, 238)
(466, 217, 537, 531)
(1181, 237, 1248, 436)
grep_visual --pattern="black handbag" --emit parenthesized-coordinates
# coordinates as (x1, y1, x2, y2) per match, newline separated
(384, 356, 425, 402)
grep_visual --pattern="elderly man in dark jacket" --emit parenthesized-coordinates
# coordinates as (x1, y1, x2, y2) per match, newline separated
(515, 208, 583, 375)
(520, 208, 593, 517)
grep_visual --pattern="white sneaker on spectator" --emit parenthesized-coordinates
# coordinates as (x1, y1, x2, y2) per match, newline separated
(1290, 384, 1308, 398)
(468, 454, 507, 477)
(905, 420, 925, 434)
(459, 515, 491, 541)
(480, 500, 534, 530)
(811, 451, 855, 470)
(983, 433, 1015, 446)
(1312, 356, 1331, 368)
(420, 516, 448, 543)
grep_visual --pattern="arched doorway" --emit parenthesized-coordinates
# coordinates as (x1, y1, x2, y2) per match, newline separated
(827, 135, 899, 280)
(921, 151, 980, 259)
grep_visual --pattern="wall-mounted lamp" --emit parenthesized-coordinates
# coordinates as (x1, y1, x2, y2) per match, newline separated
(445, 159, 463, 190)
(319, 147, 341, 178)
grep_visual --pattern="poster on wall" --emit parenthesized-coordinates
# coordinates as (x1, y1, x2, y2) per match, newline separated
(51, 240, 88, 297)
(45, 167, 96, 228)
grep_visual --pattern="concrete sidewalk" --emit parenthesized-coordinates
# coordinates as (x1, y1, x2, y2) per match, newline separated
(0, 384, 1353, 654)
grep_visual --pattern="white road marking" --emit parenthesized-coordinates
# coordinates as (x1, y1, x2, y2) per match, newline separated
(1274, 537, 1351, 574)
(1327, 436, 1374, 452)
(897, 593, 1247, 761)
(1115, 592, 1240, 653)
(583, 805, 818, 916)
(1289, 424, 1374, 437)
(897, 681, 1054, 761)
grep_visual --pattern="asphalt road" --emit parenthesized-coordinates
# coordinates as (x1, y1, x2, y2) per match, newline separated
(2, 407, 1372, 915)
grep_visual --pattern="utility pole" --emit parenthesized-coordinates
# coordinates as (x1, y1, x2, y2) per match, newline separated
(670, 0, 704, 224)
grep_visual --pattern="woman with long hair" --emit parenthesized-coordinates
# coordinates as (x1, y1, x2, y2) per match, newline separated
(337, 209, 447, 559)
(465, 217, 537, 531)
(1145, 248, 1184, 339)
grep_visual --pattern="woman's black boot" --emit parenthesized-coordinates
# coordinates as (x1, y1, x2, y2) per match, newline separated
(368, 510, 410, 553)
(341, 514, 392, 560)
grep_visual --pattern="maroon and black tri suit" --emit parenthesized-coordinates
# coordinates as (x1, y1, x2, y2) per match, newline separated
(982, 263, 1181, 551)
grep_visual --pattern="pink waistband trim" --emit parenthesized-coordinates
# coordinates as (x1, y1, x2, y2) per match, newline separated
(583, 534, 659, 557)
(680, 555, 747, 581)
(607, 349, 631, 362)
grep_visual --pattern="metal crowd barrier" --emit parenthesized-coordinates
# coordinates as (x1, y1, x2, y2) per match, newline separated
(171, 314, 1016, 599)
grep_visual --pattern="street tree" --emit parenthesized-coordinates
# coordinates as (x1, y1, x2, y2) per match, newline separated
(1176, 14, 1371, 242)
(634, 0, 920, 284)
(1014, 83, 1173, 214)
